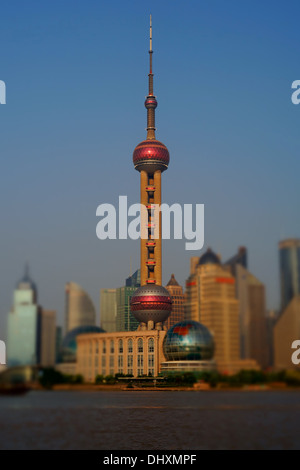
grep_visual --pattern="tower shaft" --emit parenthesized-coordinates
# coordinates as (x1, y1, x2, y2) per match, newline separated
(140, 170, 162, 286)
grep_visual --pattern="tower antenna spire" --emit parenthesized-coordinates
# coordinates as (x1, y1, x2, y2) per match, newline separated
(149, 14, 153, 71)
(145, 14, 157, 139)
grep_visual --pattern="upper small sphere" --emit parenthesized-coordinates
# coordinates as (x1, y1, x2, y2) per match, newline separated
(163, 320, 214, 361)
(144, 96, 157, 109)
(133, 139, 170, 173)
(198, 248, 220, 266)
(130, 284, 172, 324)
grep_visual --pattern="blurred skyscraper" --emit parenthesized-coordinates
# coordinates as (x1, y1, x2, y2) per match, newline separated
(7, 266, 39, 366)
(64, 282, 96, 333)
(185, 248, 240, 372)
(266, 309, 279, 368)
(100, 288, 117, 332)
(274, 296, 300, 369)
(39, 310, 56, 367)
(164, 274, 185, 330)
(116, 270, 140, 332)
(185, 248, 258, 373)
(279, 239, 300, 311)
(235, 265, 268, 369)
(224, 248, 268, 369)
(224, 246, 247, 275)
(55, 326, 63, 363)
(126, 269, 141, 287)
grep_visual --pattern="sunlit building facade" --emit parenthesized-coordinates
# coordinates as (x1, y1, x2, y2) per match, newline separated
(164, 274, 185, 330)
(185, 248, 258, 373)
(77, 329, 166, 381)
(100, 288, 117, 333)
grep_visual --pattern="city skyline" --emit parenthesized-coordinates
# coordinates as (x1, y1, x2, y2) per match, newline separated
(1, 0, 300, 338)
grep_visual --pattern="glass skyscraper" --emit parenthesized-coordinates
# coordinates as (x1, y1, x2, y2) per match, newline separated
(116, 270, 140, 332)
(279, 239, 300, 311)
(7, 267, 39, 367)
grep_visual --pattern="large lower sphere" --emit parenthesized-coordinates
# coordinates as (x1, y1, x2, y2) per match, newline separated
(130, 285, 172, 324)
(133, 140, 170, 173)
(163, 320, 214, 361)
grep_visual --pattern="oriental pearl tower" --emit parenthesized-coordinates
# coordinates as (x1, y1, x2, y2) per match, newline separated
(130, 16, 172, 331)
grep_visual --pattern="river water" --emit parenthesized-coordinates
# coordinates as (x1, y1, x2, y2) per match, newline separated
(0, 390, 299, 450)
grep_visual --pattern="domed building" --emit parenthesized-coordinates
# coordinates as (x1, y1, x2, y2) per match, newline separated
(56, 325, 105, 376)
(60, 325, 105, 363)
(160, 321, 216, 373)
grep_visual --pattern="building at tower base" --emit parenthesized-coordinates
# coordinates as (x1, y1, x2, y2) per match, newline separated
(77, 329, 166, 381)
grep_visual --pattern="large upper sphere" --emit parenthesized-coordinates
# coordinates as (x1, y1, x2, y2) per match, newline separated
(130, 284, 172, 324)
(133, 140, 170, 173)
(163, 320, 215, 361)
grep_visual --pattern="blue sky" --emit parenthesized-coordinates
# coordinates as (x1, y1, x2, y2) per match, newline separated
(0, 0, 299, 337)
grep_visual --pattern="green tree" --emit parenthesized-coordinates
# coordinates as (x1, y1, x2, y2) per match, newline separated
(39, 368, 65, 389)
(95, 374, 104, 384)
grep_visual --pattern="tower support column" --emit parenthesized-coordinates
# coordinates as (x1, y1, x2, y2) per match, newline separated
(140, 170, 148, 286)
(154, 170, 162, 286)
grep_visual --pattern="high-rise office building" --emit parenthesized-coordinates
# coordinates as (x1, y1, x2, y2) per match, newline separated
(225, 248, 268, 369)
(265, 309, 279, 368)
(224, 246, 247, 276)
(279, 239, 300, 311)
(185, 248, 258, 373)
(7, 266, 39, 367)
(126, 269, 141, 287)
(165, 274, 185, 330)
(115, 269, 141, 332)
(55, 326, 63, 363)
(64, 282, 96, 333)
(185, 248, 240, 369)
(39, 310, 56, 367)
(235, 265, 268, 369)
(100, 289, 117, 332)
(274, 296, 300, 369)
(116, 286, 140, 332)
